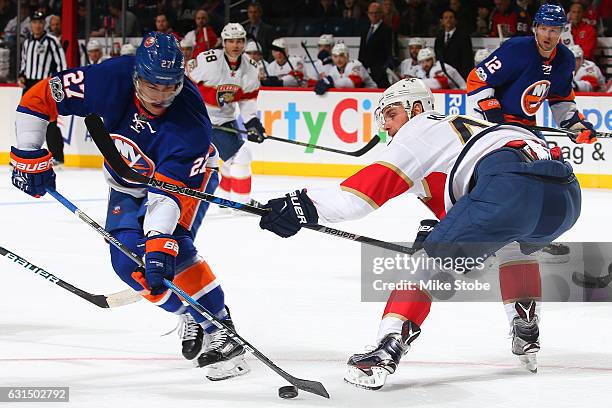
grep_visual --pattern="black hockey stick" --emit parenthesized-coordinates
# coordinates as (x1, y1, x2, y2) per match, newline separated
(163, 278, 329, 398)
(301, 41, 320, 77)
(532, 125, 612, 139)
(214, 124, 380, 157)
(0, 246, 139, 308)
(86, 114, 414, 255)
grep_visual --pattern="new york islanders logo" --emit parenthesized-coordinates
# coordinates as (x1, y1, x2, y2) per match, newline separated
(110, 134, 155, 182)
(520, 80, 551, 116)
(216, 84, 241, 107)
(144, 36, 156, 48)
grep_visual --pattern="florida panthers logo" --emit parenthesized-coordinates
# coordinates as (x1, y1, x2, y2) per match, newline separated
(216, 84, 241, 107)
(521, 80, 551, 116)
(110, 134, 155, 182)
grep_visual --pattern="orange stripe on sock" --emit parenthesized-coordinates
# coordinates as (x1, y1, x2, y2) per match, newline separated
(174, 260, 217, 297)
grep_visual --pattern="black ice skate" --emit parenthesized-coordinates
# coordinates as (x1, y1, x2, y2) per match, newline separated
(180, 313, 204, 360)
(196, 317, 250, 381)
(344, 321, 421, 390)
(511, 300, 540, 373)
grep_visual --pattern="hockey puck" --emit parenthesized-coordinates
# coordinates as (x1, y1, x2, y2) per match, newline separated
(278, 385, 298, 399)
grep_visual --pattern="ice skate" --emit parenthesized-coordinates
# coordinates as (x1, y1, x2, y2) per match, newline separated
(511, 300, 540, 373)
(344, 321, 421, 390)
(179, 313, 204, 360)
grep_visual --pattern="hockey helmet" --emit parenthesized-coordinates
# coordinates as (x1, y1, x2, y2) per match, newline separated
(474, 48, 492, 65)
(533, 4, 567, 27)
(408, 37, 426, 48)
(331, 42, 349, 56)
(417, 47, 435, 63)
(318, 34, 335, 46)
(120, 43, 137, 56)
(245, 41, 261, 53)
(271, 38, 288, 53)
(221, 23, 247, 41)
(375, 78, 434, 127)
(568, 44, 584, 59)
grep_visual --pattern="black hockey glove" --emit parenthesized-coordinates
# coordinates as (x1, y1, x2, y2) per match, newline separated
(314, 76, 334, 95)
(412, 219, 438, 252)
(317, 49, 332, 65)
(245, 117, 266, 143)
(259, 189, 318, 238)
(560, 111, 598, 144)
(477, 97, 504, 123)
(261, 76, 284, 87)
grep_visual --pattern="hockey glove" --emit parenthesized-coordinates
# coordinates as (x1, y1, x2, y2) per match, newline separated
(245, 117, 266, 143)
(412, 219, 438, 252)
(144, 234, 179, 295)
(318, 49, 332, 65)
(314, 76, 334, 95)
(477, 97, 504, 124)
(560, 111, 597, 144)
(259, 189, 318, 238)
(261, 76, 284, 87)
(10, 147, 56, 198)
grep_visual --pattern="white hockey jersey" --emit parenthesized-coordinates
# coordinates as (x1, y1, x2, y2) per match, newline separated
(418, 61, 466, 90)
(573, 60, 605, 92)
(304, 59, 326, 84)
(399, 58, 420, 78)
(308, 112, 546, 222)
(189, 49, 260, 125)
(323, 60, 378, 89)
(267, 55, 305, 87)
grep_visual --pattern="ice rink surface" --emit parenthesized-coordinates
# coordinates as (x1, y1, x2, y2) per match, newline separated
(2, 167, 612, 408)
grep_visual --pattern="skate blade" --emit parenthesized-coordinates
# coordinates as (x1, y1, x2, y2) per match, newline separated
(518, 354, 538, 373)
(205, 355, 250, 381)
(343, 366, 389, 390)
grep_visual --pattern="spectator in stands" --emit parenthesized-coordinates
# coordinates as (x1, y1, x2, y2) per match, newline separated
(86, 40, 104, 64)
(155, 13, 180, 39)
(0, 0, 14, 33)
(4, 2, 31, 40)
(515, 0, 532, 36)
(434, 9, 473, 79)
(77, 2, 88, 38)
(48, 14, 61, 38)
(449, 0, 475, 33)
(91, 0, 140, 38)
(263, 37, 305, 87)
(359, 1, 393, 88)
(398, 0, 435, 37)
(569, 44, 605, 92)
(316, 0, 341, 19)
(381, 0, 400, 33)
(314, 42, 377, 95)
(341, 0, 362, 20)
(398, 37, 425, 78)
(183, 9, 219, 59)
(416, 47, 466, 90)
(569, 2, 597, 60)
(473, 1, 491, 37)
(243, 2, 274, 61)
(489, 0, 518, 38)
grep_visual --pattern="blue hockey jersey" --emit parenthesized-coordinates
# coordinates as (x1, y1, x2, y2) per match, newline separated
(466, 36, 577, 126)
(16, 56, 214, 236)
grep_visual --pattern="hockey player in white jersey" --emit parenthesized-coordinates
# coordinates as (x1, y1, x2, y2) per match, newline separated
(398, 37, 426, 78)
(304, 34, 334, 85)
(569, 45, 605, 92)
(262, 38, 305, 87)
(416, 47, 466, 90)
(258, 79, 581, 389)
(244, 40, 268, 80)
(189, 23, 265, 205)
(314, 43, 377, 95)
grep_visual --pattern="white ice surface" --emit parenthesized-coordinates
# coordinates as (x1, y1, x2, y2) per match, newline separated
(1, 167, 612, 408)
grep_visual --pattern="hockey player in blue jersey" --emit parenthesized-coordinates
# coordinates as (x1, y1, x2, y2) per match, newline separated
(466, 3, 597, 145)
(10, 32, 250, 381)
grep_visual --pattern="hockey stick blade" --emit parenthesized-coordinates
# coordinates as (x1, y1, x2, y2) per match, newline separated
(213, 125, 380, 157)
(86, 114, 415, 255)
(164, 279, 330, 398)
(0, 246, 139, 308)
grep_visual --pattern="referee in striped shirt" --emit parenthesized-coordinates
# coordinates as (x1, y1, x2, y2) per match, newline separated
(18, 10, 67, 166)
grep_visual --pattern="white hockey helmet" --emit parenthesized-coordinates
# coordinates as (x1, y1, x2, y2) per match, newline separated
(417, 47, 435, 63)
(120, 43, 137, 56)
(221, 23, 246, 41)
(408, 37, 426, 48)
(87, 39, 102, 51)
(375, 78, 435, 127)
(569, 44, 583, 59)
(331, 42, 349, 56)
(245, 41, 260, 53)
(271, 38, 288, 52)
(318, 34, 334, 46)
(474, 48, 492, 65)
(180, 36, 195, 49)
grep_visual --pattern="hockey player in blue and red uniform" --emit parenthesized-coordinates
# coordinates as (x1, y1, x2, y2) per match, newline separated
(9, 32, 250, 381)
(466, 3, 597, 144)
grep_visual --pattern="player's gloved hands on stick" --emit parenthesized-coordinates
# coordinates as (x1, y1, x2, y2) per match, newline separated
(10, 147, 56, 198)
(477, 97, 504, 123)
(314, 76, 334, 95)
(245, 117, 266, 143)
(259, 189, 318, 238)
(560, 111, 598, 144)
(411, 219, 438, 252)
(142, 234, 179, 295)
(261, 76, 284, 87)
